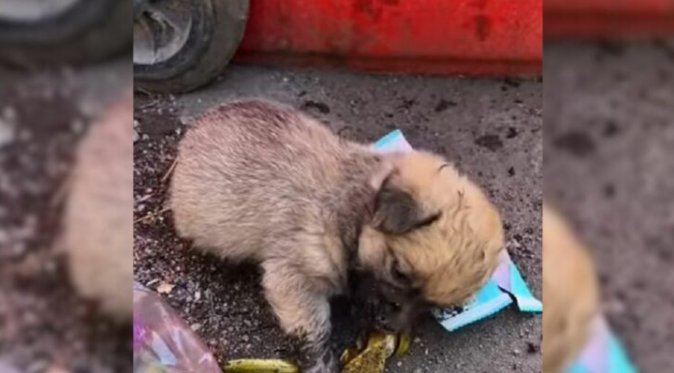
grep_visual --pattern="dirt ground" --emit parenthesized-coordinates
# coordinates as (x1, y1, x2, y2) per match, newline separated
(545, 40, 674, 372)
(133, 67, 543, 372)
(0, 60, 132, 373)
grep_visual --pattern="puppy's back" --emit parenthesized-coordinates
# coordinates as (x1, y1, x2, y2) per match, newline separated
(171, 100, 354, 261)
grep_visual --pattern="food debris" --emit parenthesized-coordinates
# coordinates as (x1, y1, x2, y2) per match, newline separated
(223, 359, 299, 373)
(156, 282, 175, 294)
(340, 332, 410, 373)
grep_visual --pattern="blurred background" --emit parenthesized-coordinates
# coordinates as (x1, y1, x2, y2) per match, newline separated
(0, 1, 132, 372)
(544, 39, 674, 372)
(544, 1, 674, 372)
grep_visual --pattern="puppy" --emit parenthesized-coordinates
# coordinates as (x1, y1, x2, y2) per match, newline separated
(543, 205, 600, 373)
(63, 92, 133, 320)
(171, 99, 504, 373)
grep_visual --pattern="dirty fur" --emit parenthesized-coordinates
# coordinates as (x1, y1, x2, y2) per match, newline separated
(171, 99, 504, 373)
(543, 205, 600, 373)
(63, 92, 133, 320)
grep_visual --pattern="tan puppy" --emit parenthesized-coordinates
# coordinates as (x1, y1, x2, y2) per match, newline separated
(171, 99, 503, 373)
(63, 93, 133, 320)
(543, 205, 600, 373)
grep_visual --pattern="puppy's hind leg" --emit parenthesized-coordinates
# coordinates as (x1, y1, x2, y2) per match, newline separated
(262, 260, 339, 373)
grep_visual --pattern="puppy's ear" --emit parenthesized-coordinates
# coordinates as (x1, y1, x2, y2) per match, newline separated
(372, 176, 425, 234)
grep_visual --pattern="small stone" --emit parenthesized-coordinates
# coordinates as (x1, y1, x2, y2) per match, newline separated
(512, 348, 521, 356)
(526, 342, 539, 354)
(190, 323, 201, 331)
(242, 335, 249, 342)
(71, 119, 84, 134)
(157, 282, 175, 294)
(2, 106, 17, 122)
(0, 120, 14, 148)
(413, 368, 423, 373)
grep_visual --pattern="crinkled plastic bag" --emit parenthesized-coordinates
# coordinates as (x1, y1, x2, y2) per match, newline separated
(133, 282, 222, 373)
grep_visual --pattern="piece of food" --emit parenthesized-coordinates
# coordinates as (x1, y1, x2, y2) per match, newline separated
(223, 359, 299, 373)
(340, 332, 410, 373)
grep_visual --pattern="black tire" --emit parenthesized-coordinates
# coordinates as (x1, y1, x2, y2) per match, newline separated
(133, 0, 249, 93)
(0, 0, 132, 67)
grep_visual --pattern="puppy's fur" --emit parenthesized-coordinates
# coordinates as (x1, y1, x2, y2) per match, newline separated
(171, 99, 503, 373)
(64, 93, 133, 320)
(543, 205, 600, 373)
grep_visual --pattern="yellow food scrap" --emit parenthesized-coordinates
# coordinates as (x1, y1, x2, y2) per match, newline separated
(223, 359, 299, 373)
(341, 332, 411, 373)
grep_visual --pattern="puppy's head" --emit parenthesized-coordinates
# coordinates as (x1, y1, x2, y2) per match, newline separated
(358, 151, 503, 331)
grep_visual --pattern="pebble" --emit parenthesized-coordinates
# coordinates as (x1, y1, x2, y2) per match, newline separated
(0, 120, 15, 148)
(413, 368, 423, 373)
(2, 106, 17, 122)
(526, 342, 539, 353)
(71, 119, 84, 134)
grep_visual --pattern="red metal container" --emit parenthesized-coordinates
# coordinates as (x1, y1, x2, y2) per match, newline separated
(234, 0, 542, 76)
(545, 0, 674, 38)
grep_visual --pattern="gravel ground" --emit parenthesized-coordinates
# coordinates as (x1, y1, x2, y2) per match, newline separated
(544, 40, 674, 373)
(133, 66, 543, 372)
(0, 60, 132, 373)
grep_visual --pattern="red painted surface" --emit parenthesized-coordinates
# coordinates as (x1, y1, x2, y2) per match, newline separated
(545, 0, 674, 38)
(233, 0, 542, 76)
